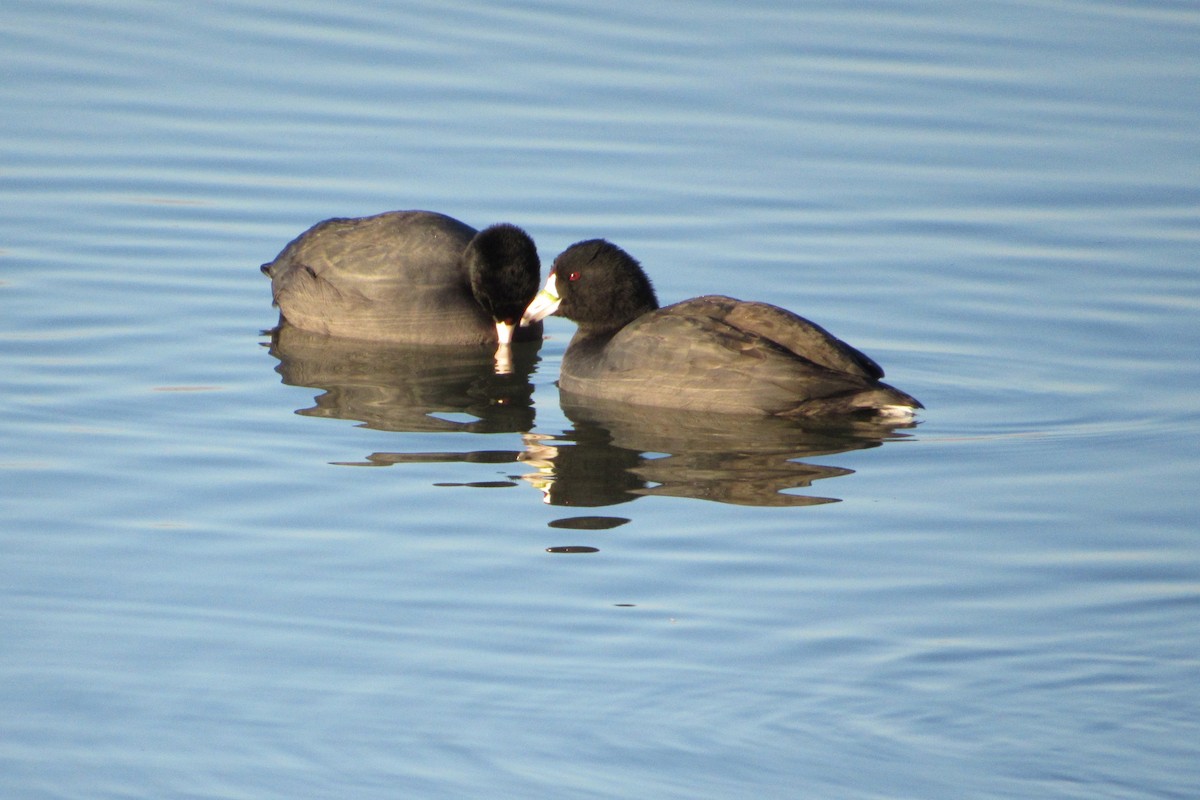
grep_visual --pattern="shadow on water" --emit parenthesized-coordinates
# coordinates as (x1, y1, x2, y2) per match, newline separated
(266, 322, 540, 469)
(520, 391, 916, 508)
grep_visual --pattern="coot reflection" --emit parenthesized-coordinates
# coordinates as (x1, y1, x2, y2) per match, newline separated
(519, 392, 914, 507)
(266, 323, 540, 466)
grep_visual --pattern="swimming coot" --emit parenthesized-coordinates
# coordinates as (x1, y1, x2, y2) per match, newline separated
(261, 210, 542, 347)
(521, 239, 923, 421)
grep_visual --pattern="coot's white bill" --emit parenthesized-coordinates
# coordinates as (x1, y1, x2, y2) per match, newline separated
(520, 273, 560, 326)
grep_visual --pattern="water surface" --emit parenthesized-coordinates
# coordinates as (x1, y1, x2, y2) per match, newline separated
(3, 1, 1199, 798)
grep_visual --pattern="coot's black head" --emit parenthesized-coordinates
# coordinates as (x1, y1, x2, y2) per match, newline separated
(521, 239, 659, 335)
(463, 223, 542, 343)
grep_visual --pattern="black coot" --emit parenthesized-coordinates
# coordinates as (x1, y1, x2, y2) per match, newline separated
(521, 239, 922, 420)
(262, 210, 542, 347)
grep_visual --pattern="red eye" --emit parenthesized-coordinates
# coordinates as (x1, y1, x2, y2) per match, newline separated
(567, 271, 581, 282)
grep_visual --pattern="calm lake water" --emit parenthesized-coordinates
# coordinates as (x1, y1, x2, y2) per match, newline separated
(3, 1, 1199, 798)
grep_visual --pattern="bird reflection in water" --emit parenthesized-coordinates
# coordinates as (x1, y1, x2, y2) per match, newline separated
(265, 322, 540, 469)
(265, 323, 915, 507)
(519, 392, 915, 508)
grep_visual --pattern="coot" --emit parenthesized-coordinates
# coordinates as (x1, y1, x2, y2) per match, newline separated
(521, 239, 922, 420)
(261, 210, 542, 347)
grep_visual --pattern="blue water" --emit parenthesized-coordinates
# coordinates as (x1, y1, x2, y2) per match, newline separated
(3, 1, 1199, 798)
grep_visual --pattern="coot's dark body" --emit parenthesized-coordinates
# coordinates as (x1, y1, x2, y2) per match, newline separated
(522, 239, 921, 420)
(262, 210, 542, 346)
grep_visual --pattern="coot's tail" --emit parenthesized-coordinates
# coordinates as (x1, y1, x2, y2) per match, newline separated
(787, 382, 923, 422)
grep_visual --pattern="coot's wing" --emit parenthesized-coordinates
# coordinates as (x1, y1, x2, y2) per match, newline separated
(672, 296, 884, 380)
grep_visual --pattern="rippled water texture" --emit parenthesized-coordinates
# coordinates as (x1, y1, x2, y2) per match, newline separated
(3, 1, 1199, 798)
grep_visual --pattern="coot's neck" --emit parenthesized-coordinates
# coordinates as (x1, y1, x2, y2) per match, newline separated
(574, 293, 657, 338)
(568, 327, 621, 355)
